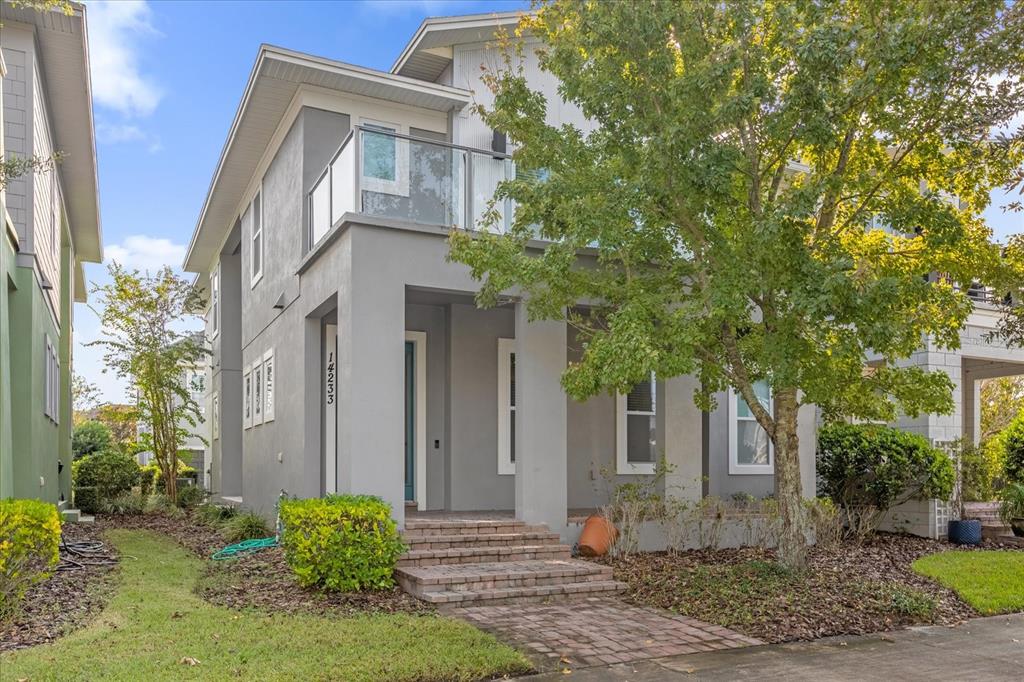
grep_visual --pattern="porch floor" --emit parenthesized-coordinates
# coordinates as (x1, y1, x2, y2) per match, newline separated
(406, 509, 600, 524)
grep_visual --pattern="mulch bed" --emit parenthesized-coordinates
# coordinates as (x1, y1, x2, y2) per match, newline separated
(0, 522, 120, 653)
(96, 512, 430, 617)
(597, 534, 1020, 644)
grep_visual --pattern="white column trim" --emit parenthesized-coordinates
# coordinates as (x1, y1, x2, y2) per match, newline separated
(406, 331, 427, 510)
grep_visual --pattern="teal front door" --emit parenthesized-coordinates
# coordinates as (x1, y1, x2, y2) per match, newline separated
(404, 341, 415, 502)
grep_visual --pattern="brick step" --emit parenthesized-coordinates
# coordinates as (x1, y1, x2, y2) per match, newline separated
(403, 531, 562, 551)
(397, 559, 613, 595)
(397, 544, 571, 568)
(419, 579, 626, 607)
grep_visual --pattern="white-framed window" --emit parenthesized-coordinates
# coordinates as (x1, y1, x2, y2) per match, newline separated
(250, 187, 263, 287)
(497, 338, 516, 475)
(616, 373, 657, 474)
(210, 266, 220, 339)
(242, 364, 253, 430)
(43, 336, 58, 423)
(212, 391, 220, 441)
(360, 118, 409, 196)
(263, 348, 275, 423)
(253, 360, 264, 426)
(729, 380, 774, 474)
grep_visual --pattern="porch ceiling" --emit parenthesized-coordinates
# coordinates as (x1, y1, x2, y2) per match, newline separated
(963, 357, 1024, 381)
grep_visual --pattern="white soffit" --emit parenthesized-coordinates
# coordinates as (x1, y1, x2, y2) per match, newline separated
(183, 45, 471, 274)
(392, 11, 524, 82)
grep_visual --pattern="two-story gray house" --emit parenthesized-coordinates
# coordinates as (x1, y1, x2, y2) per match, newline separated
(184, 11, 1024, 545)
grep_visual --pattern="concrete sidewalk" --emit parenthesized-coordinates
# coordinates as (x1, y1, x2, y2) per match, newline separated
(523, 614, 1024, 681)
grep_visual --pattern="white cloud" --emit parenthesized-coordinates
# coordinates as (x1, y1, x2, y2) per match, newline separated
(95, 122, 163, 153)
(105, 235, 186, 273)
(87, 1, 163, 117)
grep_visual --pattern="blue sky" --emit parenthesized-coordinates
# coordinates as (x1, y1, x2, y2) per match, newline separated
(77, 0, 1024, 403)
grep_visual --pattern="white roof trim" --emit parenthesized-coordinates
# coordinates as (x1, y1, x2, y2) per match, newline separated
(391, 11, 524, 78)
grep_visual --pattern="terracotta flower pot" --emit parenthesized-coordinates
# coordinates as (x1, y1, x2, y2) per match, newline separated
(578, 515, 617, 557)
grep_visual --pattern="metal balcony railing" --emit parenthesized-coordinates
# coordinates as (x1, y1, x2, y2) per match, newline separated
(307, 126, 515, 249)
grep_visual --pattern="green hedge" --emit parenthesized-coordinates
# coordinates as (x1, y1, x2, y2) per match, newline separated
(279, 495, 405, 592)
(817, 423, 954, 525)
(73, 451, 140, 513)
(1003, 415, 1024, 484)
(0, 499, 61, 621)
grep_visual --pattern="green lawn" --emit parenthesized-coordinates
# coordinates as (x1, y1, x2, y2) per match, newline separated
(0, 530, 531, 682)
(912, 551, 1024, 615)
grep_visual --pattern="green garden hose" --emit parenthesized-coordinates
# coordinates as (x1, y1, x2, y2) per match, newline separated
(211, 537, 278, 561)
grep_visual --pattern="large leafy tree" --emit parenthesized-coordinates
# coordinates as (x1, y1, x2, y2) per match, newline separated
(451, 0, 1024, 567)
(89, 265, 206, 502)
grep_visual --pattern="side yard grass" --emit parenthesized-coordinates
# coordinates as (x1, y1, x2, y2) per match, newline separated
(912, 551, 1024, 615)
(0, 529, 531, 682)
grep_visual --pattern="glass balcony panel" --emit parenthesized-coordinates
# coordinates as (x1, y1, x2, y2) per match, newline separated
(470, 151, 514, 233)
(310, 172, 331, 247)
(360, 134, 466, 228)
(330, 140, 356, 225)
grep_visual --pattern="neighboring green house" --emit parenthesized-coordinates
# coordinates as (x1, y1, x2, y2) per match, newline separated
(0, 3, 102, 507)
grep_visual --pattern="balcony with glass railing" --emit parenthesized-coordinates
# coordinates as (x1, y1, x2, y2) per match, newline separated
(307, 126, 516, 249)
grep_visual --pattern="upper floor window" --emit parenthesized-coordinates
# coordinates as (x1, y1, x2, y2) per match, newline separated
(497, 338, 515, 475)
(210, 267, 220, 339)
(43, 336, 59, 424)
(617, 373, 656, 474)
(251, 187, 263, 287)
(729, 380, 773, 474)
(360, 119, 408, 196)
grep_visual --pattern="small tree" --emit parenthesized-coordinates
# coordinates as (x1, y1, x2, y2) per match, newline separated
(450, 0, 1024, 568)
(71, 372, 100, 422)
(89, 265, 206, 503)
(980, 377, 1024, 442)
(95, 403, 140, 452)
(71, 420, 112, 460)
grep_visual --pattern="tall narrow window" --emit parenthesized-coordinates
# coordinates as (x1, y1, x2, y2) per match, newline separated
(212, 392, 220, 441)
(242, 364, 253, 429)
(210, 267, 220, 339)
(251, 187, 263, 287)
(616, 373, 656, 474)
(253, 360, 263, 425)
(497, 338, 515, 475)
(729, 380, 773, 474)
(263, 349, 275, 423)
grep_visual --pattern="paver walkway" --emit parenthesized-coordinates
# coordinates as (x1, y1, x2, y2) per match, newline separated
(456, 596, 761, 670)
(522, 613, 1024, 681)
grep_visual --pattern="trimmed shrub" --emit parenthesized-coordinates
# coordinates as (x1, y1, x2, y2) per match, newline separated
(1003, 415, 1024, 484)
(221, 511, 272, 544)
(102, 492, 145, 516)
(139, 466, 156, 497)
(73, 451, 140, 513)
(957, 439, 1000, 501)
(71, 420, 113, 460)
(196, 503, 237, 527)
(817, 423, 955, 531)
(141, 460, 197, 493)
(279, 495, 405, 592)
(0, 499, 61, 621)
(175, 484, 206, 509)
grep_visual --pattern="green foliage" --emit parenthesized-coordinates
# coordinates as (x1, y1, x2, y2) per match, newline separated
(73, 451, 141, 514)
(88, 264, 208, 504)
(195, 503, 237, 527)
(954, 439, 1001, 502)
(143, 494, 183, 519)
(174, 485, 206, 510)
(999, 482, 1024, 524)
(279, 495, 405, 592)
(138, 465, 156, 497)
(448, 0, 1024, 568)
(221, 511, 272, 544)
(140, 459, 196, 494)
(817, 423, 954, 529)
(102, 493, 146, 516)
(1002, 414, 1024, 484)
(0, 499, 61, 621)
(71, 421, 113, 460)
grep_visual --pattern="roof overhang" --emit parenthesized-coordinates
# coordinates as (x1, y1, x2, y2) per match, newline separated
(1, 2, 102, 263)
(183, 45, 471, 274)
(392, 11, 525, 82)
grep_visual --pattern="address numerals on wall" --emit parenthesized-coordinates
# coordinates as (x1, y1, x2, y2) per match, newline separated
(243, 348, 275, 429)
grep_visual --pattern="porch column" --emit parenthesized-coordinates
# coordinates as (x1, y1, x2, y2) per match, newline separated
(336, 257, 406, 528)
(514, 301, 567, 533)
(664, 375, 703, 503)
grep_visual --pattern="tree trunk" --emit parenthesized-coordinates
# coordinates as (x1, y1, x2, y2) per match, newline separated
(772, 388, 807, 570)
